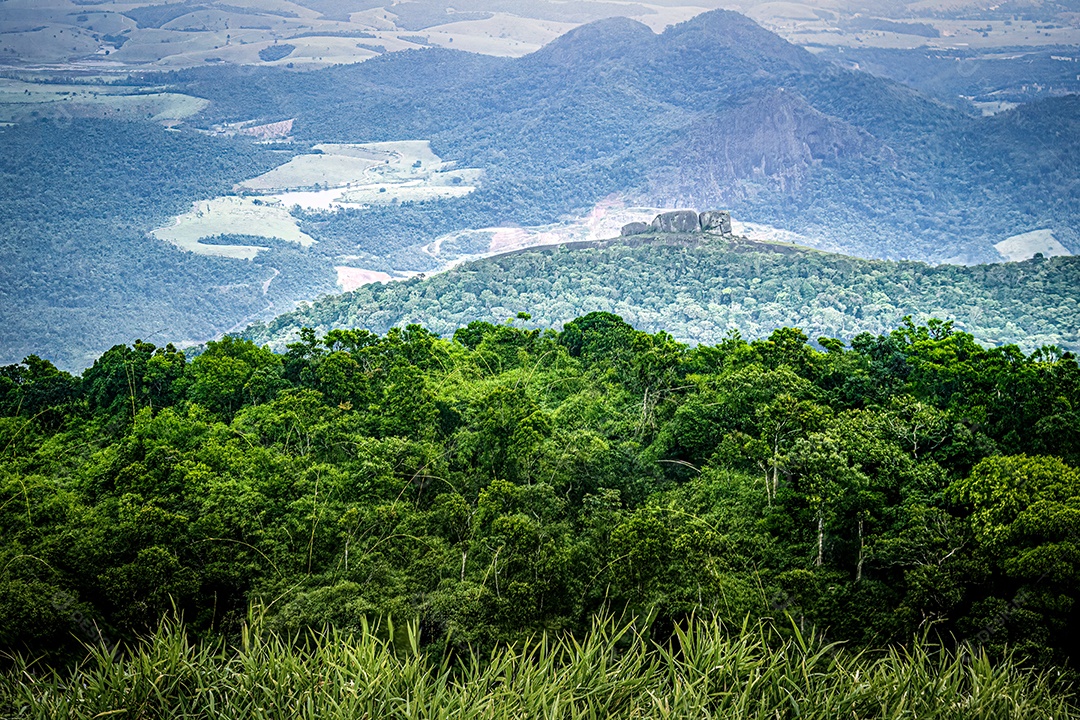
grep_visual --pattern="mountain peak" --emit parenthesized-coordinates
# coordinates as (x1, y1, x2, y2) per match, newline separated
(660, 9, 819, 75)
(527, 16, 655, 67)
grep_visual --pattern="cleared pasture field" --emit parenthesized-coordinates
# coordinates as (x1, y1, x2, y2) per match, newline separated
(423, 13, 576, 56)
(238, 152, 383, 192)
(238, 140, 481, 209)
(0, 78, 208, 123)
(337, 179, 476, 205)
(240, 141, 449, 190)
(995, 229, 1072, 262)
(359, 140, 443, 166)
(152, 196, 315, 259)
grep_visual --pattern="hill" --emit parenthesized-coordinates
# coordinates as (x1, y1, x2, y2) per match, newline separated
(245, 230, 1080, 354)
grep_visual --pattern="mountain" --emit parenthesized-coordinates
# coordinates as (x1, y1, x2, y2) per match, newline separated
(165, 9, 1080, 262)
(649, 88, 887, 206)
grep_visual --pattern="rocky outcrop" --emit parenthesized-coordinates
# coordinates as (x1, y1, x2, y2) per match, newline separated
(620, 209, 734, 238)
(699, 210, 732, 235)
(647, 88, 886, 208)
(650, 210, 700, 233)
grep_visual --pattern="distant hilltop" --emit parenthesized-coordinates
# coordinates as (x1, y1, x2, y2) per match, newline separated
(621, 210, 733, 237)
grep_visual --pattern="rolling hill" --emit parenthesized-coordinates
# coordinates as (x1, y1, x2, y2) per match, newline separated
(244, 230, 1080, 354)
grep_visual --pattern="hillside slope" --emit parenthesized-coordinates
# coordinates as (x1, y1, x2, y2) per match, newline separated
(0, 120, 339, 370)
(245, 232, 1080, 353)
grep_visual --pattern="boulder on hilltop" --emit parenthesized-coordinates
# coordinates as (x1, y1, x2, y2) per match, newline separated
(620, 221, 650, 236)
(650, 210, 701, 233)
(699, 210, 732, 235)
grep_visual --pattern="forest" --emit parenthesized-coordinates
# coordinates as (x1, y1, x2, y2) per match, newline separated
(0, 118, 340, 370)
(248, 237, 1080, 354)
(2, 312, 1079, 716)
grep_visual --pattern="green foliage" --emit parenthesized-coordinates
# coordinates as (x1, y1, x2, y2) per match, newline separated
(951, 455, 1080, 666)
(0, 119, 337, 370)
(249, 240, 1080, 356)
(2, 314, 1080, 687)
(2, 616, 1075, 719)
(185, 337, 284, 417)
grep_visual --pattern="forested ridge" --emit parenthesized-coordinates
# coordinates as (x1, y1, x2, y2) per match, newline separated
(248, 236, 1080, 353)
(3, 312, 1080, 702)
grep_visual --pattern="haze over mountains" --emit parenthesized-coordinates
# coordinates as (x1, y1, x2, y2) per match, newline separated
(1, 3, 1078, 368)
(3, 0, 1076, 70)
(114, 8, 1080, 263)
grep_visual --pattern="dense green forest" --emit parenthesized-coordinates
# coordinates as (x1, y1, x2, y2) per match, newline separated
(3, 312, 1080, 703)
(0, 119, 337, 370)
(248, 236, 1080, 354)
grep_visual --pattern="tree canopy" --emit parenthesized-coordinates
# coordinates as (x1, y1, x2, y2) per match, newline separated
(2, 315, 1079, 679)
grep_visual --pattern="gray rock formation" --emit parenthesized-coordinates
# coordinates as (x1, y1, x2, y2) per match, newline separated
(650, 210, 700, 233)
(620, 221, 650, 236)
(699, 210, 732, 235)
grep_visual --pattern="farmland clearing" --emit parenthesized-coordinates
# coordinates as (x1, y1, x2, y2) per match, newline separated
(237, 140, 481, 211)
(0, 77, 208, 124)
(153, 140, 480, 259)
(994, 229, 1072, 262)
(152, 196, 315, 260)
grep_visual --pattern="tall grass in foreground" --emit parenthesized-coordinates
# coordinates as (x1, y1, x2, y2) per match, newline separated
(2, 616, 1074, 719)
